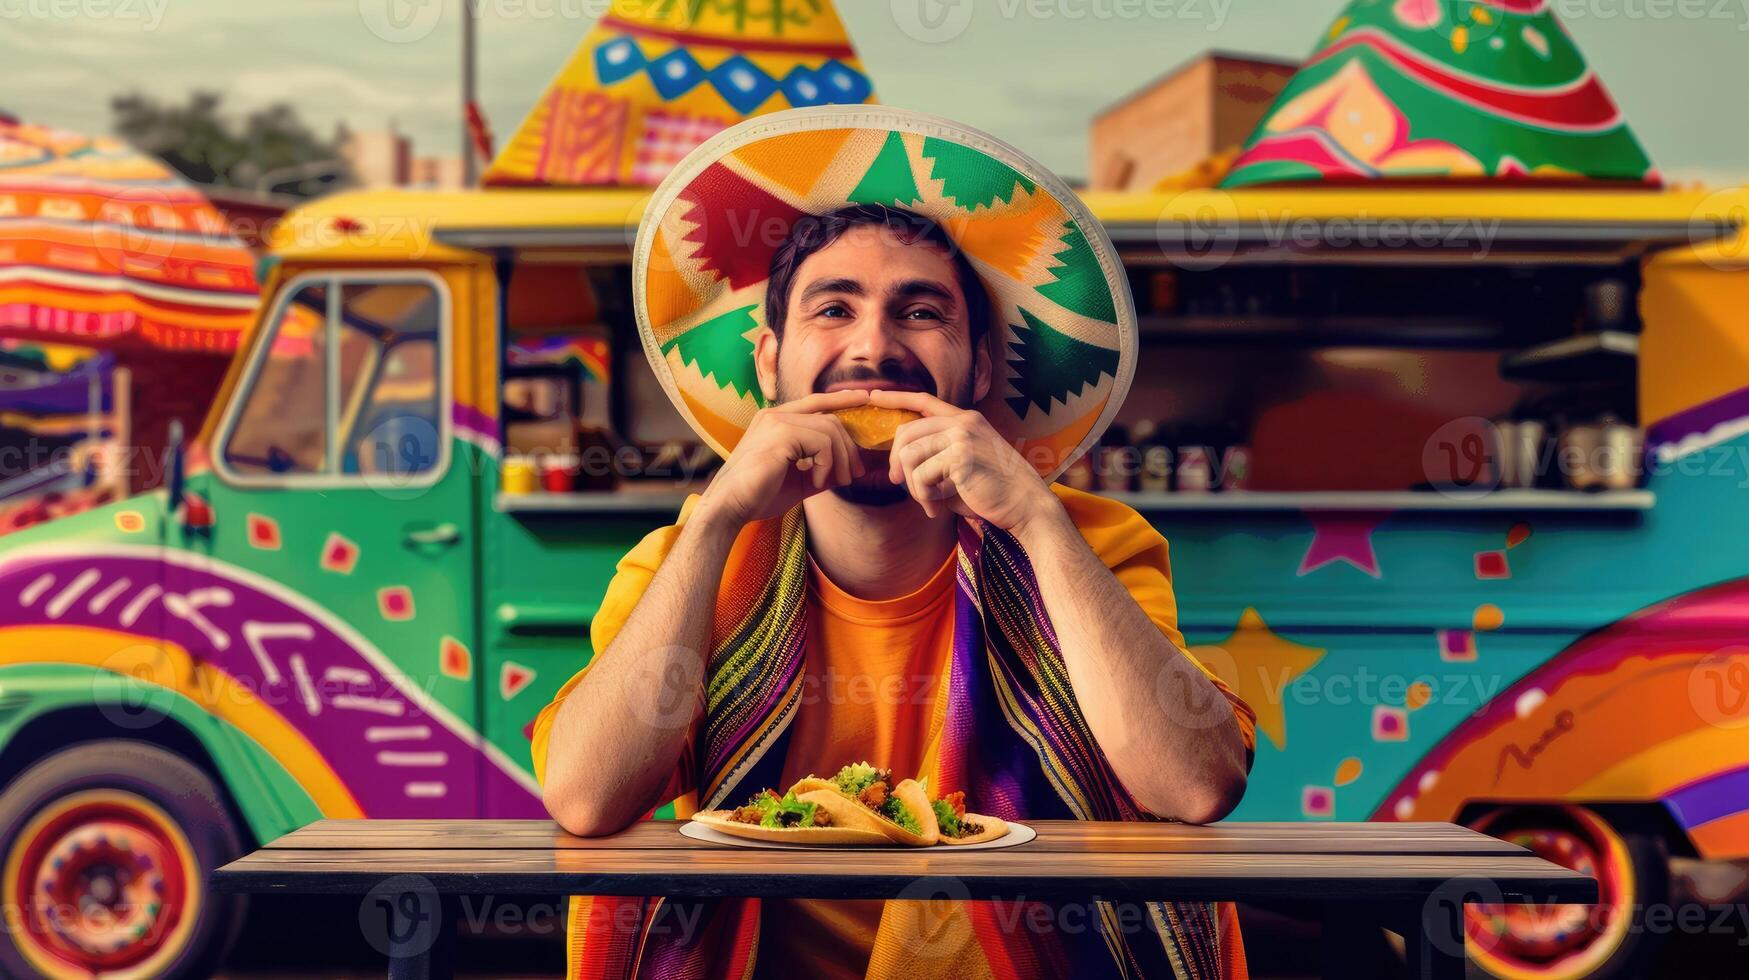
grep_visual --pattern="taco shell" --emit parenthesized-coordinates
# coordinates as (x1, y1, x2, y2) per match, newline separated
(788, 776, 839, 797)
(832, 406, 922, 451)
(797, 780, 939, 847)
(691, 809, 893, 846)
(938, 813, 1009, 846)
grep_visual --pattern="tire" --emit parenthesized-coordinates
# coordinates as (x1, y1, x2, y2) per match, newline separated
(0, 740, 247, 979)
(1464, 805, 1669, 980)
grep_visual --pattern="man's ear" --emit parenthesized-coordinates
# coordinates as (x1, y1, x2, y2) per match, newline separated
(972, 333, 992, 403)
(754, 326, 779, 404)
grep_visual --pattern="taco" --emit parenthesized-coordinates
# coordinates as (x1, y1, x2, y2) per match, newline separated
(790, 762, 939, 846)
(693, 788, 892, 846)
(931, 790, 1010, 846)
(832, 406, 922, 451)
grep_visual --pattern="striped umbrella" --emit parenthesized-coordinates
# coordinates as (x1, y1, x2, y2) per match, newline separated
(0, 117, 260, 352)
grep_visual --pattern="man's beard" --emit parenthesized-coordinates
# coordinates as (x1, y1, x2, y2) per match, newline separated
(778, 362, 972, 508)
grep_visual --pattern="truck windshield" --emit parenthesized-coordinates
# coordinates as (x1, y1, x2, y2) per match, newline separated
(221, 276, 444, 481)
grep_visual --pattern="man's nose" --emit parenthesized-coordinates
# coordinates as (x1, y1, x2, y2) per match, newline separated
(841, 313, 910, 365)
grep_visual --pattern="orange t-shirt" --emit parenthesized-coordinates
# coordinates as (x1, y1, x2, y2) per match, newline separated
(759, 551, 959, 979)
(529, 486, 1254, 980)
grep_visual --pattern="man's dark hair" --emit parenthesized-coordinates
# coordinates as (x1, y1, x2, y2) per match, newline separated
(765, 204, 991, 345)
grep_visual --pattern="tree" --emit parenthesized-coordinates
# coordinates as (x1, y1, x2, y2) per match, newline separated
(110, 91, 351, 197)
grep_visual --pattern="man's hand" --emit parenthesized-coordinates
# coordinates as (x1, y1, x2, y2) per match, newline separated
(871, 389, 1059, 533)
(698, 390, 871, 527)
(875, 393, 1246, 822)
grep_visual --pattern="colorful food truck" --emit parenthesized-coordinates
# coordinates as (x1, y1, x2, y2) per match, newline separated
(3, 1, 1747, 978)
(0, 179, 1742, 979)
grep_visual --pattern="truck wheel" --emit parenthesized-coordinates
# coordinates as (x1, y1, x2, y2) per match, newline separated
(1464, 805, 1668, 980)
(0, 740, 247, 979)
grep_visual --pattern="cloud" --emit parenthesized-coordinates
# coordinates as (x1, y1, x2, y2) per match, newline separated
(229, 64, 449, 118)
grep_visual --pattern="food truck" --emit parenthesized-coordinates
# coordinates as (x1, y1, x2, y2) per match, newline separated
(0, 177, 1742, 979)
(1, 2, 1746, 978)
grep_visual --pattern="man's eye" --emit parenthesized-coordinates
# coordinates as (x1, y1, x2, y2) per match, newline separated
(817, 304, 851, 319)
(901, 308, 943, 321)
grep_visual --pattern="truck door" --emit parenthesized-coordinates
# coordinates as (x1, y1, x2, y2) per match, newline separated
(182, 266, 517, 819)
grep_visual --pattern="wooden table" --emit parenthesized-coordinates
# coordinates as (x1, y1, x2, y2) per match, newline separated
(212, 819, 1595, 980)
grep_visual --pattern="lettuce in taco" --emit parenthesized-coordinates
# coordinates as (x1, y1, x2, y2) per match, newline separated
(790, 762, 939, 846)
(930, 790, 1009, 846)
(693, 788, 892, 845)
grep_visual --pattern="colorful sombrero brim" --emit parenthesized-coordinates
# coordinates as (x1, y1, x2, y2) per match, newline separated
(633, 105, 1136, 482)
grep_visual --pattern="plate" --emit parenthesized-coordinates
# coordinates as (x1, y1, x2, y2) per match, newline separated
(679, 819, 1036, 851)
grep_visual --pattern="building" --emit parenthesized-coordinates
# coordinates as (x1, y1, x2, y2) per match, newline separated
(340, 127, 413, 188)
(1091, 52, 1298, 192)
(411, 155, 467, 189)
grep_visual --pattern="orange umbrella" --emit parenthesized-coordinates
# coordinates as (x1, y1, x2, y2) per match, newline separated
(0, 117, 260, 353)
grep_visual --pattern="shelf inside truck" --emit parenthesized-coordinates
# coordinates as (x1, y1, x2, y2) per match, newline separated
(496, 490, 692, 515)
(496, 489, 1653, 516)
(1105, 489, 1653, 513)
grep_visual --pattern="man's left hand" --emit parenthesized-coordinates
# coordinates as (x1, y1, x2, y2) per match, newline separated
(869, 389, 1061, 534)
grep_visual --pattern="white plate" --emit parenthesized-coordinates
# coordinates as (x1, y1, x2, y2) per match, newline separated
(679, 820, 1036, 851)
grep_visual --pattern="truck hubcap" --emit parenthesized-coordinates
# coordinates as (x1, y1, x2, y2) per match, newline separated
(1466, 807, 1633, 979)
(5, 791, 194, 977)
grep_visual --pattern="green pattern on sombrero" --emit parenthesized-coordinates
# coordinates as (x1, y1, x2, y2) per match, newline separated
(661, 305, 767, 406)
(1222, 0, 1657, 187)
(921, 137, 1036, 210)
(1005, 308, 1120, 420)
(848, 131, 922, 206)
(1037, 224, 1118, 325)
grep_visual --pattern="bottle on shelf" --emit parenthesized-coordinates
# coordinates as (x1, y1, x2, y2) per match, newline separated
(1217, 422, 1251, 492)
(542, 454, 579, 493)
(1176, 425, 1214, 494)
(1094, 424, 1134, 493)
(574, 424, 622, 492)
(1133, 419, 1172, 494)
(502, 456, 539, 495)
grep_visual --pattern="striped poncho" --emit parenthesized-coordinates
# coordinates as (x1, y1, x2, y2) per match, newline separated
(533, 499, 1257, 979)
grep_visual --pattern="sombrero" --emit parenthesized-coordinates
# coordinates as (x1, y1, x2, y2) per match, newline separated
(633, 105, 1137, 482)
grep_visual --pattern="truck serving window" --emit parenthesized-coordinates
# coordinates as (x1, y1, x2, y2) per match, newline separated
(222, 275, 446, 482)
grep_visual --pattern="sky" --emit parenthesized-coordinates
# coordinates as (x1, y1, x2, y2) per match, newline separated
(2, 0, 1746, 186)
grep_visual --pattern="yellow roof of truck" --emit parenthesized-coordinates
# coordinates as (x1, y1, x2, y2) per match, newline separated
(270, 185, 1744, 263)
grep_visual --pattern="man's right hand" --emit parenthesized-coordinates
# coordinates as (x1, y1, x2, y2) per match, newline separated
(696, 390, 870, 527)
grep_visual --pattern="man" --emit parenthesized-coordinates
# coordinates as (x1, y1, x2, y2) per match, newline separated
(532, 109, 1256, 979)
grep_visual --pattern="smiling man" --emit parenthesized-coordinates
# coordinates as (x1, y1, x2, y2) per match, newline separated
(532, 108, 1257, 980)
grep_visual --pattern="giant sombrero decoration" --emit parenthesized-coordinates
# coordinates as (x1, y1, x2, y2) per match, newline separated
(1222, 0, 1658, 187)
(486, 0, 876, 187)
(634, 105, 1136, 482)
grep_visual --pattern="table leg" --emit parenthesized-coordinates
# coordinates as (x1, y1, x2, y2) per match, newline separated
(1319, 903, 1400, 980)
(379, 890, 456, 980)
(1402, 890, 1467, 980)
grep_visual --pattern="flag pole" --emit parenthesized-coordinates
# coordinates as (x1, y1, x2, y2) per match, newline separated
(462, 0, 479, 186)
